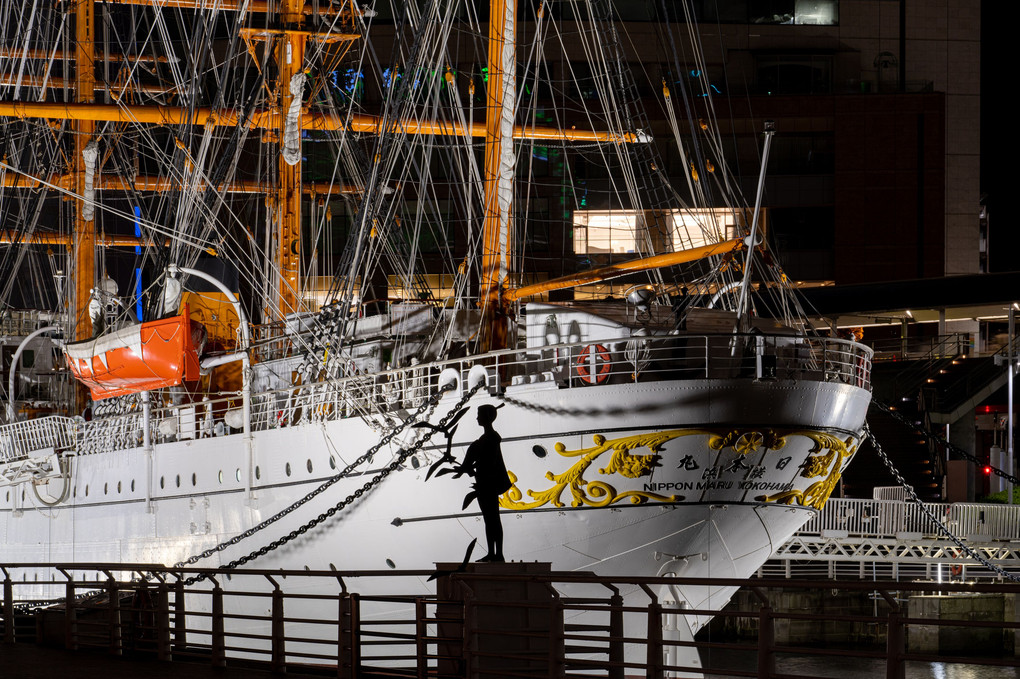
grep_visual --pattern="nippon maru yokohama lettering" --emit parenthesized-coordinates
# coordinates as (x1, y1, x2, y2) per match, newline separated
(643, 480, 795, 493)
(499, 428, 857, 511)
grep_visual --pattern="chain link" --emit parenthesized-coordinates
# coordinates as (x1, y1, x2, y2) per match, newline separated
(176, 381, 484, 584)
(864, 421, 1020, 581)
(494, 390, 678, 417)
(873, 399, 1020, 485)
(495, 391, 611, 417)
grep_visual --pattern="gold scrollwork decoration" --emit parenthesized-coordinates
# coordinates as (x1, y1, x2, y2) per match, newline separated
(501, 430, 696, 510)
(708, 429, 787, 454)
(757, 433, 860, 510)
(500, 426, 848, 512)
(501, 471, 680, 510)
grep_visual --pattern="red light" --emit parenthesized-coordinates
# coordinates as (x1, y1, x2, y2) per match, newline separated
(984, 465, 993, 475)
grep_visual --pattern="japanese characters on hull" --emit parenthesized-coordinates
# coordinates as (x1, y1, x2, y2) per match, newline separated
(502, 428, 858, 512)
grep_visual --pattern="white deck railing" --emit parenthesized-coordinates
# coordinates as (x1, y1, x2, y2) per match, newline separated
(0, 416, 78, 463)
(799, 497, 1020, 541)
(2, 333, 872, 458)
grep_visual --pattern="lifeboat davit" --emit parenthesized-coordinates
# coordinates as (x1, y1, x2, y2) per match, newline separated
(65, 304, 204, 400)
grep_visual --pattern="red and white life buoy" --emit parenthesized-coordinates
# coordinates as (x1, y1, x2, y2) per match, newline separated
(949, 562, 963, 577)
(574, 344, 612, 385)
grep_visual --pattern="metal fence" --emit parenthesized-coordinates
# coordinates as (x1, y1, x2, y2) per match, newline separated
(865, 332, 970, 363)
(1, 563, 1017, 679)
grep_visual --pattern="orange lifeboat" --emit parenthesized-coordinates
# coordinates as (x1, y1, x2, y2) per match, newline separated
(65, 304, 204, 400)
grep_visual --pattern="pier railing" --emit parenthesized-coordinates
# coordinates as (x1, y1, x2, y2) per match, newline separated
(1, 563, 1017, 679)
(762, 498, 1020, 583)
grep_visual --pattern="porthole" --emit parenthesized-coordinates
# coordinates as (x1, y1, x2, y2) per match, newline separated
(131, 480, 135, 492)
(175, 474, 180, 488)
(235, 468, 241, 482)
(255, 466, 261, 480)
(218, 470, 223, 484)
(192, 473, 197, 487)
(285, 462, 292, 477)
(117, 481, 122, 494)
(306, 459, 313, 474)
(104, 483, 108, 495)
(84, 485, 89, 497)
(160, 476, 165, 489)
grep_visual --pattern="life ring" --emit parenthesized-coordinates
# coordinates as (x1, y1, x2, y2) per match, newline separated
(949, 563, 962, 577)
(575, 344, 612, 385)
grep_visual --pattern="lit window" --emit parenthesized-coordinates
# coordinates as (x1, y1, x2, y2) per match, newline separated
(387, 274, 457, 302)
(572, 211, 644, 255)
(793, 0, 838, 25)
(573, 208, 757, 255)
(670, 208, 750, 251)
(302, 275, 361, 309)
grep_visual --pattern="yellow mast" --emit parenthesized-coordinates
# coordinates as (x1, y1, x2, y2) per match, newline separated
(0, 101, 641, 142)
(73, 0, 96, 344)
(9, 0, 660, 346)
(505, 239, 745, 302)
(0, 172, 361, 195)
(0, 231, 198, 249)
(479, 0, 515, 352)
(274, 0, 307, 318)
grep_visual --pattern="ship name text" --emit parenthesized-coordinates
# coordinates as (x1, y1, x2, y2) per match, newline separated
(643, 480, 795, 492)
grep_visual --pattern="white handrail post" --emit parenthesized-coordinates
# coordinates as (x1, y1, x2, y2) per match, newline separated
(7, 325, 60, 422)
(142, 390, 154, 512)
(166, 265, 255, 501)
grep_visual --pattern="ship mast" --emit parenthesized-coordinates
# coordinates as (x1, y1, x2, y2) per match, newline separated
(274, 0, 308, 319)
(2, 0, 662, 351)
(479, 0, 516, 352)
(73, 0, 96, 344)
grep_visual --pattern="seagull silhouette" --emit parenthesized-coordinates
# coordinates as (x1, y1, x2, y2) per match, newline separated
(415, 407, 469, 481)
(427, 538, 478, 582)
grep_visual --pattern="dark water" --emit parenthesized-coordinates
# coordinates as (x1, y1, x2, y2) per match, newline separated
(701, 650, 1020, 678)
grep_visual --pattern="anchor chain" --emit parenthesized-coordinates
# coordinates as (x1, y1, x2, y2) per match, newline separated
(495, 391, 620, 417)
(865, 421, 1020, 582)
(494, 390, 675, 417)
(873, 399, 1020, 485)
(175, 381, 485, 584)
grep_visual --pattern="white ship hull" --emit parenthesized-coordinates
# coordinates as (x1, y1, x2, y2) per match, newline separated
(2, 374, 870, 636)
